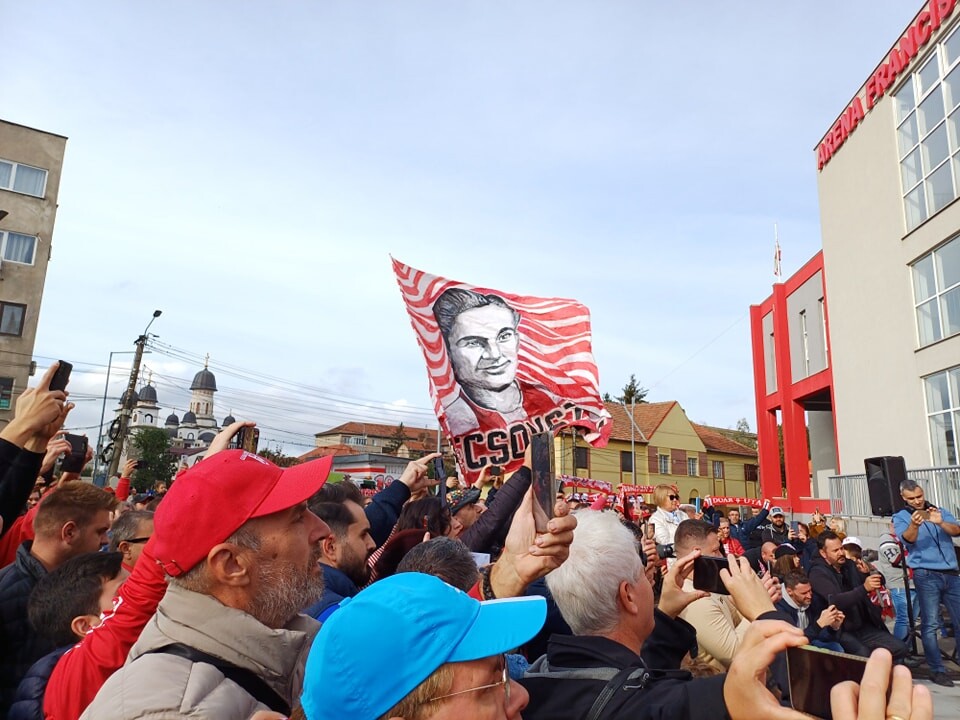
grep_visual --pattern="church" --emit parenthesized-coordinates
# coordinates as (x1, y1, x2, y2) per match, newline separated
(119, 361, 237, 469)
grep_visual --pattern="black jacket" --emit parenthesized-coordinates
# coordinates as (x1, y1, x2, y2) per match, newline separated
(0, 439, 43, 540)
(461, 467, 531, 554)
(0, 542, 57, 716)
(730, 508, 769, 551)
(807, 556, 884, 632)
(364, 479, 411, 547)
(774, 595, 841, 645)
(520, 611, 727, 720)
(8, 645, 70, 720)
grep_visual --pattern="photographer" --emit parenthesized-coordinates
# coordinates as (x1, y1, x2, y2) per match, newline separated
(893, 480, 960, 687)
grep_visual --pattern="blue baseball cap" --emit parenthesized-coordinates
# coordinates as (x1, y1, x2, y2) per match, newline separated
(300, 572, 546, 720)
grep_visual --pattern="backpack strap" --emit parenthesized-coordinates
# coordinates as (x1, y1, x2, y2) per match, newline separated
(584, 665, 649, 720)
(145, 643, 291, 716)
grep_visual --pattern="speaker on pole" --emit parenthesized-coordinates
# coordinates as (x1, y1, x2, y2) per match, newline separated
(864, 456, 907, 516)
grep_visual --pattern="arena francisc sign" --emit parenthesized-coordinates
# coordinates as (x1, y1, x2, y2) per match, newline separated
(818, 0, 957, 171)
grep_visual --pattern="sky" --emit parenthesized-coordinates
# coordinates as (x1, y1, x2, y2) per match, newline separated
(3, 1, 922, 457)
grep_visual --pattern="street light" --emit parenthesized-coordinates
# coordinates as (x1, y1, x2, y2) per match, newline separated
(91, 350, 141, 484)
(106, 310, 163, 479)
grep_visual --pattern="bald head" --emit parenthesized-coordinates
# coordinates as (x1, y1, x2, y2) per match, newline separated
(761, 542, 777, 563)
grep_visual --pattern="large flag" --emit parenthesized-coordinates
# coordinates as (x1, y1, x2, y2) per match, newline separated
(392, 258, 611, 482)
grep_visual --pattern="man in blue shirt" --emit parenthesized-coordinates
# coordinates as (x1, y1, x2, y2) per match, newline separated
(893, 479, 960, 687)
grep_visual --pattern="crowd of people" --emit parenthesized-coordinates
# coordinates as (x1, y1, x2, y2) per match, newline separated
(0, 362, 945, 719)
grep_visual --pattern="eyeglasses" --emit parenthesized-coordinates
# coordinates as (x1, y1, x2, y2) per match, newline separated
(668, 495, 680, 501)
(123, 537, 151, 544)
(427, 656, 510, 705)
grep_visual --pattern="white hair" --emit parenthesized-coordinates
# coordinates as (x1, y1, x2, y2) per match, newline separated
(546, 510, 643, 636)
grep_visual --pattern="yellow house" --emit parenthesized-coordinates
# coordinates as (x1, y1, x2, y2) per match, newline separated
(556, 401, 759, 501)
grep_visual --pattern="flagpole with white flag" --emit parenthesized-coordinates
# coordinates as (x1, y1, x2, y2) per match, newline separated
(774, 223, 782, 280)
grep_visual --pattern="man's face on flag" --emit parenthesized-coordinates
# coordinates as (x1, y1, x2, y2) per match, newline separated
(447, 304, 520, 392)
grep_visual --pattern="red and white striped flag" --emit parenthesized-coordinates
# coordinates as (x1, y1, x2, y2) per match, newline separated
(392, 259, 611, 482)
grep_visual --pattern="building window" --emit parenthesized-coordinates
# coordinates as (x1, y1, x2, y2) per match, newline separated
(0, 302, 25, 336)
(799, 309, 810, 375)
(345, 436, 367, 447)
(745, 464, 759, 483)
(923, 365, 960, 465)
(819, 298, 829, 367)
(658, 454, 670, 474)
(912, 236, 960, 346)
(620, 451, 633, 472)
(0, 158, 47, 198)
(688, 457, 698, 476)
(0, 231, 38, 265)
(0, 377, 12, 410)
(894, 27, 960, 231)
(574, 446, 589, 469)
(713, 461, 725, 479)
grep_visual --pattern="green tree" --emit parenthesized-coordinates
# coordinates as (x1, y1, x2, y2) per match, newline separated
(258, 445, 301, 467)
(384, 423, 407, 454)
(130, 427, 177, 493)
(618, 374, 649, 404)
(733, 417, 758, 450)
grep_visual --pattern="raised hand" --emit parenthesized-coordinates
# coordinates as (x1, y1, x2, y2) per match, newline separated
(830, 649, 932, 720)
(657, 549, 709, 619)
(722, 555, 776, 621)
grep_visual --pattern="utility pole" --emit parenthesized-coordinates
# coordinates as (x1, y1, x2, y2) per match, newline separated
(106, 310, 162, 479)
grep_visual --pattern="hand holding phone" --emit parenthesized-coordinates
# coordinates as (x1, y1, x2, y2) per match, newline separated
(787, 645, 868, 719)
(530, 432, 556, 533)
(693, 555, 731, 594)
(48, 361, 73, 393)
(60, 433, 88, 473)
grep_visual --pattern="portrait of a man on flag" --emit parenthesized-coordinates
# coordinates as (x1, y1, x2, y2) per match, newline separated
(393, 258, 611, 482)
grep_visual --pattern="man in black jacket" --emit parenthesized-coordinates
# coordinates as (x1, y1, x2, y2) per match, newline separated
(0, 483, 116, 715)
(807, 530, 908, 661)
(775, 570, 844, 652)
(520, 510, 794, 720)
(726, 505, 770, 551)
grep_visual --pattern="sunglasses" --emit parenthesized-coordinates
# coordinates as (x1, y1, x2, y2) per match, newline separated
(123, 537, 151, 544)
(668, 495, 680, 501)
(427, 655, 509, 705)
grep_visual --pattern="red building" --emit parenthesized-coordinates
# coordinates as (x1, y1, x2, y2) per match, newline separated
(750, 252, 838, 512)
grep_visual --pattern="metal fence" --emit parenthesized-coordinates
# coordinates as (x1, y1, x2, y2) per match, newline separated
(828, 465, 960, 517)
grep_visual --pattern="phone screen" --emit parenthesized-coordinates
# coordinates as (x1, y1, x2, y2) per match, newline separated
(692, 555, 731, 594)
(790, 520, 799, 533)
(530, 432, 555, 532)
(787, 645, 868, 719)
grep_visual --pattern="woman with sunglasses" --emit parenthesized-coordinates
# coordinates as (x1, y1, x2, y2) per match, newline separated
(649, 484, 685, 564)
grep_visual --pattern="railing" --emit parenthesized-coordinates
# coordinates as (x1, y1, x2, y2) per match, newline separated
(828, 466, 960, 517)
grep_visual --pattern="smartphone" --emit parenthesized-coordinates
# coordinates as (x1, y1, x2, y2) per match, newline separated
(530, 432, 556, 533)
(61, 433, 88, 473)
(237, 426, 260, 453)
(133, 459, 145, 470)
(49, 361, 73, 392)
(787, 645, 868, 719)
(693, 555, 731, 594)
(790, 520, 799, 534)
(644, 521, 656, 541)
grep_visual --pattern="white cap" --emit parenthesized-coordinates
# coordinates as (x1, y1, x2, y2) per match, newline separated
(842, 536, 863, 548)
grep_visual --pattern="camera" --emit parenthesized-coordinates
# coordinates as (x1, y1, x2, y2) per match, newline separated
(656, 543, 675, 559)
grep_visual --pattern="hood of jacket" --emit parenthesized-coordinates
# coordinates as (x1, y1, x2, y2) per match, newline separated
(129, 583, 320, 700)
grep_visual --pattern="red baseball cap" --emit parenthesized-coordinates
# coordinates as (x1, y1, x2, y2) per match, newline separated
(153, 449, 333, 577)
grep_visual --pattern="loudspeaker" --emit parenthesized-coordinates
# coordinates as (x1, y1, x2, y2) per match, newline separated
(864, 456, 907, 516)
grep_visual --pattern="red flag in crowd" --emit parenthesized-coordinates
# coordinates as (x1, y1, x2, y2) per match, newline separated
(392, 258, 611, 482)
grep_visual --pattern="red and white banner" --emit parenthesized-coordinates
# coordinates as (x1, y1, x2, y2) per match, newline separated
(559, 475, 614, 494)
(704, 496, 767, 509)
(393, 259, 612, 482)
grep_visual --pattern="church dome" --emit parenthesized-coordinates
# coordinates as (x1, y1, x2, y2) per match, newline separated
(165, 413, 179, 426)
(138, 384, 158, 404)
(190, 369, 218, 392)
(120, 389, 139, 406)
(182, 411, 197, 425)
(223, 414, 236, 425)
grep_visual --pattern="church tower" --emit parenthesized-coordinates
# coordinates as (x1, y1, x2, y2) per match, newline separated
(189, 355, 218, 431)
